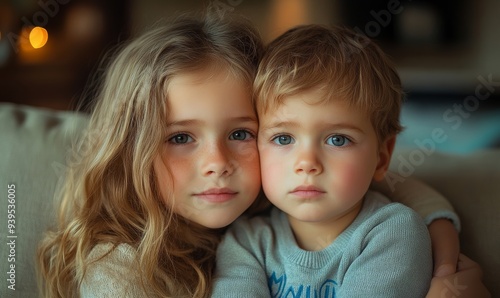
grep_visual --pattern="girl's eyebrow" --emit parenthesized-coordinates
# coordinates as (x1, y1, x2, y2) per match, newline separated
(167, 116, 258, 127)
(166, 119, 201, 127)
(232, 116, 259, 123)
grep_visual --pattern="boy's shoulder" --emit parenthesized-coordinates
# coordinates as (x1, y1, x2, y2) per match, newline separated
(356, 191, 429, 239)
(363, 190, 424, 221)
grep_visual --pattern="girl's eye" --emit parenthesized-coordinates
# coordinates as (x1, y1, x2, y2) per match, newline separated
(326, 135, 350, 147)
(229, 130, 254, 141)
(168, 134, 193, 144)
(272, 135, 294, 145)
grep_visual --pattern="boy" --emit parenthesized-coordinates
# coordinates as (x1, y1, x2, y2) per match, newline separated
(212, 24, 432, 297)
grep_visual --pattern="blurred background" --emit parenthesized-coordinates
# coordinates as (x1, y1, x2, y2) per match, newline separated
(1, 0, 499, 154)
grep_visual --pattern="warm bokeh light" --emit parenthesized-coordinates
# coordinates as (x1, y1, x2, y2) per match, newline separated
(65, 4, 104, 43)
(19, 26, 33, 53)
(268, 0, 309, 42)
(29, 27, 48, 49)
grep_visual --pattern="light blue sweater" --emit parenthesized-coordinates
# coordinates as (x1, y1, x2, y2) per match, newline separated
(212, 191, 433, 298)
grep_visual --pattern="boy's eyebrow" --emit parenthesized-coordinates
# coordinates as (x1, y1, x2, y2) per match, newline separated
(259, 121, 300, 131)
(260, 120, 366, 134)
(167, 116, 258, 127)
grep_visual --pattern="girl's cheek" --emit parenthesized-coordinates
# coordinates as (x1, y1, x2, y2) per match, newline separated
(235, 142, 260, 165)
(231, 141, 260, 170)
(245, 148, 262, 181)
(230, 143, 260, 185)
(153, 155, 174, 204)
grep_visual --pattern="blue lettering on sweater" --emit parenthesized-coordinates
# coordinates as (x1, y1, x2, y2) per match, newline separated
(268, 272, 337, 298)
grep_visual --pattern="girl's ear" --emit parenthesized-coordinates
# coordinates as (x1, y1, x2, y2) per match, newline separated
(373, 135, 396, 181)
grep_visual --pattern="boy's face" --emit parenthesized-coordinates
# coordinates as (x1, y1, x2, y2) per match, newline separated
(154, 70, 261, 229)
(258, 89, 391, 226)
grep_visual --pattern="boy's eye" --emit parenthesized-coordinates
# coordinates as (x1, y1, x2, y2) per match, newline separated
(272, 135, 294, 145)
(229, 130, 254, 141)
(326, 135, 350, 147)
(168, 133, 193, 144)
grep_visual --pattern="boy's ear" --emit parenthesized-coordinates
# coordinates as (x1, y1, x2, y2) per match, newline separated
(373, 135, 396, 181)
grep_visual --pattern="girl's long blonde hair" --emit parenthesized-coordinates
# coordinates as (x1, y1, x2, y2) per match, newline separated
(37, 13, 262, 298)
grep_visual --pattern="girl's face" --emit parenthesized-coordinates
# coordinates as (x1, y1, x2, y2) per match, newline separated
(154, 69, 261, 229)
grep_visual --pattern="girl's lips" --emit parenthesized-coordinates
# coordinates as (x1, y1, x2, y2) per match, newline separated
(194, 188, 238, 203)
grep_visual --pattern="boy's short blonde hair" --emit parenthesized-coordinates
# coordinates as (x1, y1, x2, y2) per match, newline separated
(254, 24, 403, 142)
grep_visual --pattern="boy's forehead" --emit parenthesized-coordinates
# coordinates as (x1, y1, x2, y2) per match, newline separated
(258, 90, 369, 125)
(258, 87, 340, 115)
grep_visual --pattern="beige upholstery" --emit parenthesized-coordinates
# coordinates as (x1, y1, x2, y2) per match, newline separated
(0, 102, 498, 297)
(390, 148, 499, 296)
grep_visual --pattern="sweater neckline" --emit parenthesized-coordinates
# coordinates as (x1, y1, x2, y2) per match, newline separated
(273, 192, 380, 268)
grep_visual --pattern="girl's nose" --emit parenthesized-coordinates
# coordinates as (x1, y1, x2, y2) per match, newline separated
(202, 141, 235, 177)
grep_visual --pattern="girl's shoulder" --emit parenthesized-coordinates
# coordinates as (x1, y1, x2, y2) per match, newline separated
(81, 243, 148, 297)
(87, 242, 136, 264)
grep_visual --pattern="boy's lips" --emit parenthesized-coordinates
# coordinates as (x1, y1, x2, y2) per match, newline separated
(193, 188, 238, 203)
(290, 185, 325, 199)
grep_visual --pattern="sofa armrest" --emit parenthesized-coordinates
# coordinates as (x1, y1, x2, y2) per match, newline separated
(390, 148, 500, 295)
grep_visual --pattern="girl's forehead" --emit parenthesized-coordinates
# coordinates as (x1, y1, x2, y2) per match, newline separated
(165, 69, 255, 122)
(167, 67, 249, 93)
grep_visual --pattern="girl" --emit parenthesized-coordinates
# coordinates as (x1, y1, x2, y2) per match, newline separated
(37, 13, 485, 298)
(38, 14, 264, 297)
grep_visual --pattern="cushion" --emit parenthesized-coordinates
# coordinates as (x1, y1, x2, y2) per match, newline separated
(0, 103, 88, 296)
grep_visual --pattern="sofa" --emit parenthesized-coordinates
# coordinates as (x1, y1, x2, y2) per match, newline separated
(0, 102, 498, 297)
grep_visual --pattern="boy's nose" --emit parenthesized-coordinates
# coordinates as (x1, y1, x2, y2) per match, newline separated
(294, 148, 323, 175)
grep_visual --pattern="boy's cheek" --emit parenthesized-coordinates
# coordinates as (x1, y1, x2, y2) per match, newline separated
(259, 150, 284, 184)
(258, 144, 283, 163)
(337, 160, 377, 195)
(260, 165, 282, 203)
